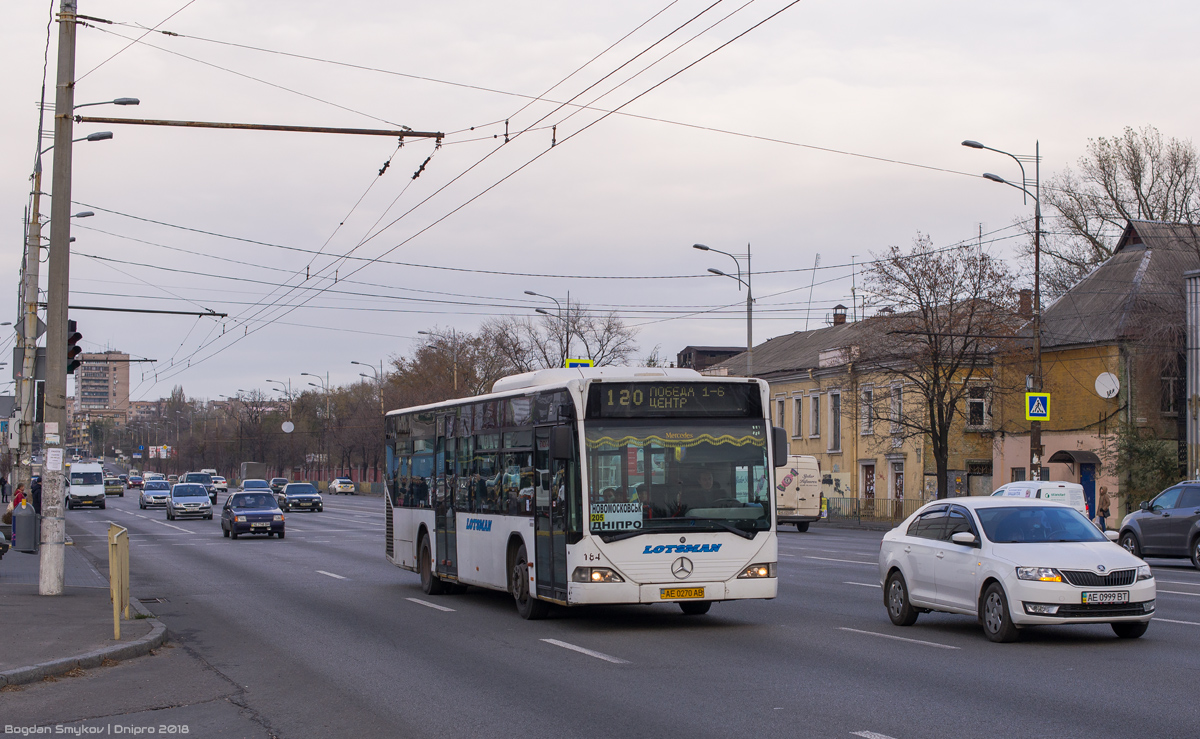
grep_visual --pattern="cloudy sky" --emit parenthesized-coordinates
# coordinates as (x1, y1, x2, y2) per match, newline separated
(3, 0, 1199, 403)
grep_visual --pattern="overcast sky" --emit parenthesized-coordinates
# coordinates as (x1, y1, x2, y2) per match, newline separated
(3, 0, 1199, 403)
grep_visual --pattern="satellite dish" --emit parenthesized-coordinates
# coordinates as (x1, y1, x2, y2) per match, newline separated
(281, 421, 295, 434)
(1095, 372, 1120, 399)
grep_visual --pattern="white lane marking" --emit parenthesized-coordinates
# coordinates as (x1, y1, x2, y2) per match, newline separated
(153, 520, 192, 533)
(540, 638, 629, 664)
(307, 540, 332, 543)
(778, 553, 797, 558)
(1154, 579, 1200, 586)
(1157, 590, 1200, 597)
(135, 514, 149, 519)
(837, 627, 959, 650)
(1154, 617, 1200, 626)
(317, 570, 347, 580)
(843, 582, 878, 588)
(852, 732, 899, 739)
(406, 597, 454, 612)
(806, 556, 876, 565)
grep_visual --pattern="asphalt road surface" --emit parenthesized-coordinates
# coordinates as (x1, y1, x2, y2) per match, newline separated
(8, 489, 1200, 738)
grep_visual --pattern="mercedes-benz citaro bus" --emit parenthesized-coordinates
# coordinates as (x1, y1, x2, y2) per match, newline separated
(384, 367, 787, 619)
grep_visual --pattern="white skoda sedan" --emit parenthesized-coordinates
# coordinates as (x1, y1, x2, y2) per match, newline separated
(878, 497, 1155, 642)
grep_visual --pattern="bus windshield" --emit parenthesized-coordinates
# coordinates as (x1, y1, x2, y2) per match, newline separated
(585, 419, 770, 538)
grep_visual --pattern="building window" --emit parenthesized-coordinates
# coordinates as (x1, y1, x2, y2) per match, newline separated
(828, 392, 841, 451)
(861, 387, 874, 435)
(891, 461, 905, 500)
(1161, 374, 1180, 415)
(1011, 467, 1026, 482)
(809, 394, 820, 438)
(861, 462, 876, 499)
(890, 384, 903, 434)
(967, 386, 988, 428)
(775, 398, 786, 428)
(793, 397, 803, 437)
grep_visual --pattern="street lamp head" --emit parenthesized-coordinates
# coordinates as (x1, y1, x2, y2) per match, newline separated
(359, 373, 372, 380)
(85, 131, 113, 142)
(523, 290, 539, 297)
(300, 372, 312, 377)
(308, 382, 319, 388)
(535, 308, 550, 316)
(113, 97, 140, 106)
(350, 360, 363, 366)
(961, 140, 985, 149)
(707, 268, 727, 277)
(72, 211, 94, 218)
(417, 331, 430, 336)
(692, 243, 710, 251)
(982, 172, 1007, 184)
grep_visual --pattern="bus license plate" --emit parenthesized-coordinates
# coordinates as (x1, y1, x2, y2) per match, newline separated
(1082, 591, 1128, 605)
(660, 587, 705, 600)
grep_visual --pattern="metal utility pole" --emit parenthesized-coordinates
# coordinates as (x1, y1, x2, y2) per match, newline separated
(41, 0, 78, 595)
(16, 162, 46, 493)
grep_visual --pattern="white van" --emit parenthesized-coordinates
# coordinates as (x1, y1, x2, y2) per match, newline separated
(67, 462, 107, 510)
(776, 455, 822, 531)
(990, 480, 1089, 518)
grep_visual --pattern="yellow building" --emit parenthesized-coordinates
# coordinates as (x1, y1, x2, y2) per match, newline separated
(707, 307, 996, 505)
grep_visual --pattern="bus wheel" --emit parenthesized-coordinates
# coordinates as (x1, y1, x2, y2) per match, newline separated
(420, 534, 444, 595)
(679, 601, 712, 615)
(511, 543, 548, 620)
(796, 522, 810, 532)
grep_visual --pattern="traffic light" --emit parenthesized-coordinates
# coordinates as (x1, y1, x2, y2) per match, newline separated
(67, 319, 83, 375)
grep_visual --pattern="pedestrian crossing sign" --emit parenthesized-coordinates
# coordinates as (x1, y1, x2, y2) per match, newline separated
(1025, 392, 1050, 421)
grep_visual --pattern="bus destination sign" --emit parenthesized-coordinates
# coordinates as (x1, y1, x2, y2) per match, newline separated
(586, 382, 760, 418)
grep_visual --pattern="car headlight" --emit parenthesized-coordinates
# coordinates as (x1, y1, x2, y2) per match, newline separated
(1016, 567, 1063, 582)
(235, 515, 246, 522)
(273, 514, 284, 521)
(571, 567, 624, 583)
(738, 562, 777, 579)
(1137, 565, 1153, 581)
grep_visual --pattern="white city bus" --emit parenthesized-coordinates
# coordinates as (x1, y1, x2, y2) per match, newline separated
(384, 367, 786, 619)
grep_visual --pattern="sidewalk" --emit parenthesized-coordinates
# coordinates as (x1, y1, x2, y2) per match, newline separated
(0, 542, 165, 685)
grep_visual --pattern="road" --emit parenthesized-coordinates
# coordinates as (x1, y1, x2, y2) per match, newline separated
(8, 488, 1200, 738)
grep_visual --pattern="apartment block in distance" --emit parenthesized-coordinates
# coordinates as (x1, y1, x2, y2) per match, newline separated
(75, 350, 130, 424)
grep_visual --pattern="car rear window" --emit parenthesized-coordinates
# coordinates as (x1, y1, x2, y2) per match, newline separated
(243, 480, 269, 489)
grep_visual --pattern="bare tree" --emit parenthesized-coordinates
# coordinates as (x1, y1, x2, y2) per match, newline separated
(1028, 125, 1200, 293)
(861, 234, 1020, 499)
(481, 304, 639, 371)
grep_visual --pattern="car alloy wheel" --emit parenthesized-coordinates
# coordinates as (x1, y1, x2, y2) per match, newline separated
(1192, 537, 1200, 570)
(1120, 532, 1141, 558)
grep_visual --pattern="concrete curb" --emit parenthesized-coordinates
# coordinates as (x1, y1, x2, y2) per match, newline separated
(0, 598, 167, 688)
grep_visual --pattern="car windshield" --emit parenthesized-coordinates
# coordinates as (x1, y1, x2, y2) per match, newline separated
(172, 485, 208, 499)
(976, 506, 1107, 543)
(584, 420, 771, 538)
(70, 472, 103, 486)
(183, 473, 212, 485)
(130, 477, 143, 483)
(232, 494, 276, 509)
(242, 480, 269, 489)
(286, 484, 318, 495)
(145, 481, 169, 491)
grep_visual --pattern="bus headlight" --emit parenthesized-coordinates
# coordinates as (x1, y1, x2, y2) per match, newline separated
(738, 562, 776, 579)
(572, 567, 624, 583)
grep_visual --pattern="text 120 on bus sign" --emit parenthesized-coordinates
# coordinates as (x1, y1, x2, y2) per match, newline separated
(1025, 393, 1050, 421)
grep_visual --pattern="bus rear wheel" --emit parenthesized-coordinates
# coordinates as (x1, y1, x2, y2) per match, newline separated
(679, 601, 712, 615)
(511, 543, 548, 620)
(420, 534, 444, 595)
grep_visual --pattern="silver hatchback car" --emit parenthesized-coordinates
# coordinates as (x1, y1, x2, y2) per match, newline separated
(167, 483, 214, 521)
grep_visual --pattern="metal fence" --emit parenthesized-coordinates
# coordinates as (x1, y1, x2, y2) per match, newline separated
(824, 497, 929, 526)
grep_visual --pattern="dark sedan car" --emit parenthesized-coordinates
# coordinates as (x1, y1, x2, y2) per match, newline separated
(1120, 482, 1200, 568)
(279, 482, 323, 512)
(270, 478, 289, 495)
(221, 492, 285, 539)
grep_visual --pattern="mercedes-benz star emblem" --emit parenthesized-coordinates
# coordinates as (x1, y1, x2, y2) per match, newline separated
(672, 557, 693, 580)
(1097, 565, 1107, 573)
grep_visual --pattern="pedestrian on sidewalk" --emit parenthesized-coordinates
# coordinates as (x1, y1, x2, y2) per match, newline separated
(1097, 486, 1111, 531)
(0, 473, 8, 502)
(30, 477, 42, 515)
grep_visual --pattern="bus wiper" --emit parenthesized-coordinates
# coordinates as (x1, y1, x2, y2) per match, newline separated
(603, 529, 652, 543)
(693, 518, 757, 540)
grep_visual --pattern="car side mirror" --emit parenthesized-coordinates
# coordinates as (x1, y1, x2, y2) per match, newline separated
(1104, 530, 1119, 542)
(950, 531, 977, 546)
(1139, 501, 1150, 511)
(772, 426, 788, 468)
(549, 426, 575, 461)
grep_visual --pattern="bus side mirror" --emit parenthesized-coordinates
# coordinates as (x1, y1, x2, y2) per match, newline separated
(772, 427, 788, 468)
(550, 426, 576, 461)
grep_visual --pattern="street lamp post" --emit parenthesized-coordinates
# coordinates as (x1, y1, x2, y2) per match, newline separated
(417, 331, 458, 392)
(525, 291, 571, 365)
(965, 139, 1043, 481)
(266, 379, 292, 419)
(351, 360, 385, 415)
(301, 372, 330, 479)
(694, 244, 754, 377)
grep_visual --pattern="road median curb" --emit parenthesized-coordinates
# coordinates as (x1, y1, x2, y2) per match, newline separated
(0, 598, 167, 688)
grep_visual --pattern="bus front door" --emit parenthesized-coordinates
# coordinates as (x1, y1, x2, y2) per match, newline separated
(435, 434, 458, 579)
(535, 429, 569, 602)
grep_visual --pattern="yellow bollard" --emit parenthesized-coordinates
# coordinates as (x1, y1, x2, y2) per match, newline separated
(108, 524, 129, 639)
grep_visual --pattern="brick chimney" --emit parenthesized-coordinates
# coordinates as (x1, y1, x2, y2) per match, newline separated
(1018, 289, 1032, 318)
(832, 304, 847, 325)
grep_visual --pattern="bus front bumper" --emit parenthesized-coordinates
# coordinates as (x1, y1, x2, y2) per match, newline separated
(567, 576, 777, 605)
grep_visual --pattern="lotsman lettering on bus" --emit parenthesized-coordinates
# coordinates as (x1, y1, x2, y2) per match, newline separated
(464, 518, 492, 532)
(642, 543, 722, 554)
